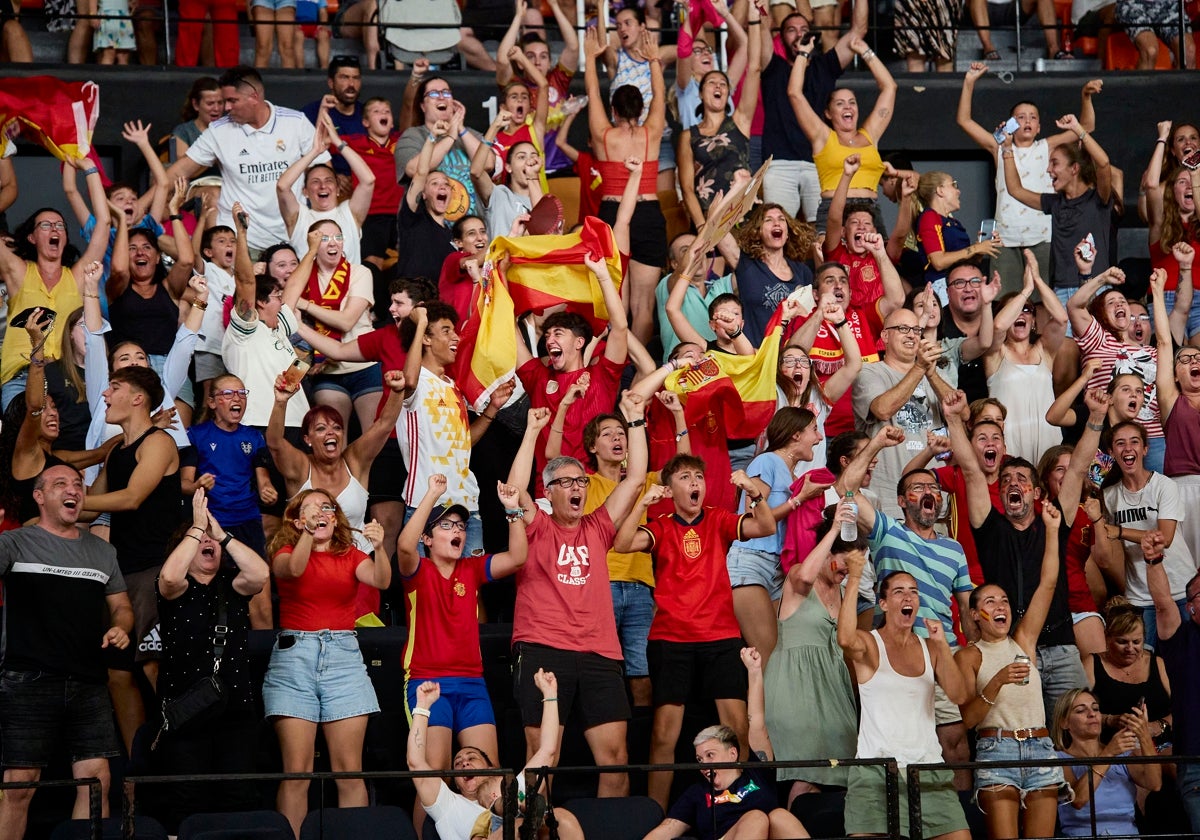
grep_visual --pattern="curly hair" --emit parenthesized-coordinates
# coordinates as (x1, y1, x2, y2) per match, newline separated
(268, 489, 358, 558)
(734, 203, 816, 262)
(1158, 167, 1200, 253)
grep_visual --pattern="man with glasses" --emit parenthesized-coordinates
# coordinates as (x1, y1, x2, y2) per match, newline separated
(165, 66, 326, 254)
(1147, 531, 1200, 834)
(942, 259, 1000, 403)
(851, 308, 953, 520)
(506, 391, 650, 798)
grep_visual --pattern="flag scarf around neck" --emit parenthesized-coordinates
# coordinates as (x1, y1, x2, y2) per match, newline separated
(454, 216, 623, 411)
(0, 78, 100, 161)
(664, 304, 785, 442)
(306, 254, 354, 342)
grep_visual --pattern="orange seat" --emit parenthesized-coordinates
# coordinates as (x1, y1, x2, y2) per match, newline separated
(1075, 35, 1099, 56)
(1103, 31, 1174, 69)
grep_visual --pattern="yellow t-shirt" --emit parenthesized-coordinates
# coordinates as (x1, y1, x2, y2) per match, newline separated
(2, 263, 83, 383)
(814, 128, 886, 194)
(584, 470, 658, 588)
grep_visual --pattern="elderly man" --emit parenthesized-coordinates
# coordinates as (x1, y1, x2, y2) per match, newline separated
(0, 464, 134, 839)
(165, 66, 326, 253)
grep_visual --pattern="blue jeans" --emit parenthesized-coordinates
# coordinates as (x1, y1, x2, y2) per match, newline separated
(610, 580, 654, 678)
(1, 368, 28, 411)
(1145, 435, 1166, 474)
(1178, 761, 1200, 834)
(1055, 286, 1080, 337)
(1141, 597, 1189, 651)
(1036, 643, 1086, 726)
(403, 506, 483, 558)
(1160, 288, 1200, 338)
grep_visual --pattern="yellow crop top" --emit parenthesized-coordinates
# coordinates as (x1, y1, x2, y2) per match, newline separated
(1, 263, 83, 383)
(814, 129, 886, 193)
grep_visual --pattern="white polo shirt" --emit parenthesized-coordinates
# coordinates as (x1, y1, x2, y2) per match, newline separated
(187, 103, 329, 250)
(222, 302, 310, 428)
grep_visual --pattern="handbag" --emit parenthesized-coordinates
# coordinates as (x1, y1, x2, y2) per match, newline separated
(152, 580, 230, 749)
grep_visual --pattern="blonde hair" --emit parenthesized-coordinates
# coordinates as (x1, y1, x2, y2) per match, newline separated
(1051, 687, 1095, 750)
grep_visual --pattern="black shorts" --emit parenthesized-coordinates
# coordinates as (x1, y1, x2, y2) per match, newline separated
(647, 637, 748, 706)
(598, 200, 668, 269)
(367, 437, 408, 505)
(513, 642, 630, 729)
(0, 671, 120, 768)
(104, 567, 162, 670)
(361, 213, 398, 264)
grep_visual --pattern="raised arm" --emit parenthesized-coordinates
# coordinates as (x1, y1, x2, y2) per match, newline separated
(163, 178, 197, 300)
(472, 111, 513, 207)
(835, 425, 905, 535)
(546, 0, 579, 71)
(956, 63, 999, 152)
(854, 35, 897, 142)
(1144, 120, 1173, 240)
(121, 120, 171, 223)
(406, 681, 449, 807)
(1057, 387, 1108, 518)
(1000, 134, 1044, 210)
(510, 46, 550, 145)
(324, 112, 377, 227)
(825, 154, 858, 255)
(524, 669, 561, 772)
(1066, 264, 1124, 336)
(816, 297, 862, 403)
(277, 115, 330, 234)
(73, 158, 112, 274)
(1145, 530, 1182, 642)
(786, 53, 830, 149)
(739, 646, 774, 760)
(495, 0, 530, 86)
(584, 26, 611, 142)
(355, 519, 392, 590)
(507, 407, 552, 507)
(944, 388, 993, 529)
(603, 391, 649, 525)
(837, 549, 873, 661)
(1061, 113, 1112, 204)
(1013, 503, 1064, 653)
(266, 377, 311, 485)
(489, 480, 531, 578)
(231, 204, 257, 316)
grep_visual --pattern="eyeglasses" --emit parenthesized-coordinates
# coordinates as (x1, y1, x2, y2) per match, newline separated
(781, 357, 812, 369)
(1130, 314, 1151, 323)
(320, 234, 344, 243)
(1177, 352, 1200, 365)
(904, 482, 940, 494)
(214, 388, 249, 399)
(35, 221, 67, 231)
(425, 90, 453, 100)
(317, 504, 337, 514)
(268, 290, 284, 300)
(434, 519, 468, 532)
(946, 180, 959, 189)
(548, 476, 590, 489)
(886, 324, 921, 335)
(1020, 305, 1036, 315)
(692, 43, 713, 54)
(948, 276, 985, 289)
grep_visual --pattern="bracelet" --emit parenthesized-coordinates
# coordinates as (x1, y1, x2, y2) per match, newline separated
(189, 525, 205, 532)
(504, 508, 524, 517)
(412, 707, 431, 718)
(1118, 525, 1124, 541)
(542, 697, 558, 702)
(628, 418, 647, 428)
(336, 141, 347, 151)
(1086, 421, 1104, 432)
(790, 495, 802, 510)
(1157, 138, 1168, 145)
(675, 429, 689, 442)
(1077, 130, 1088, 142)
(506, 510, 526, 522)
(551, 426, 564, 433)
(220, 532, 233, 549)
(192, 300, 208, 310)
(83, 292, 100, 299)
(1145, 554, 1165, 566)
(458, 129, 468, 138)
(1002, 151, 1015, 159)
(82, 166, 98, 176)
(749, 19, 761, 24)
(832, 319, 849, 330)
(728, 326, 744, 339)
(185, 533, 202, 543)
(797, 50, 811, 60)
(862, 49, 876, 60)
(169, 213, 184, 222)
(481, 412, 496, 421)
(980, 690, 996, 706)
(1089, 516, 1101, 525)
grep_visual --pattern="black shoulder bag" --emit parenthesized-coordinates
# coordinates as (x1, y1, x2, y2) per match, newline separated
(152, 581, 230, 750)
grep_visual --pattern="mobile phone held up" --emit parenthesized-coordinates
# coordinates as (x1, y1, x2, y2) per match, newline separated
(283, 357, 310, 389)
(993, 116, 1020, 145)
(978, 219, 997, 243)
(1184, 148, 1200, 171)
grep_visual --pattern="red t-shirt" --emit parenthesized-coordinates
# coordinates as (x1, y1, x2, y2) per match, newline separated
(513, 505, 623, 660)
(518, 354, 623, 466)
(344, 132, 404, 218)
(934, 464, 1003, 585)
(640, 507, 744, 643)
(1149, 235, 1200, 292)
(803, 305, 880, 437)
(402, 554, 493, 679)
(826, 243, 889, 338)
(573, 151, 603, 227)
(1064, 504, 1100, 613)
(274, 545, 369, 631)
(356, 324, 408, 436)
(439, 251, 474, 325)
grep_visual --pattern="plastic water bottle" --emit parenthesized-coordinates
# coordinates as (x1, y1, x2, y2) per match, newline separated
(840, 491, 858, 542)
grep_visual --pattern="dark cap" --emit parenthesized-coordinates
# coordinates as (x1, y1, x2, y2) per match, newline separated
(424, 502, 470, 534)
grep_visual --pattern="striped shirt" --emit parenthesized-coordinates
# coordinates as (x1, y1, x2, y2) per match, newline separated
(868, 510, 973, 645)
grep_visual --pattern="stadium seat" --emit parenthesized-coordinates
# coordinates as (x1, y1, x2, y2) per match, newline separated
(177, 809, 295, 839)
(1103, 31, 1174, 69)
(50, 816, 169, 840)
(299, 805, 418, 839)
(562, 796, 664, 840)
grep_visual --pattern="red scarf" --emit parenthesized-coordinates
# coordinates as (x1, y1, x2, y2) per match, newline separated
(305, 255, 353, 342)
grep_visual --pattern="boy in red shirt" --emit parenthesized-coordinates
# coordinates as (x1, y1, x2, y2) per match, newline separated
(614, 454, 778, 810)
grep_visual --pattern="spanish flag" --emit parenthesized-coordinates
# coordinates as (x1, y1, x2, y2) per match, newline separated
(0, 78, 100, 161)
(454, 216, 624, 411)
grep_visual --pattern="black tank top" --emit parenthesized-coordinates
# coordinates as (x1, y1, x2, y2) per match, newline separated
(108, 283, 178, 356)
(108, 427, 182, 573)
(1091, 652, 1172, 740)
(12, 451, 69, 524)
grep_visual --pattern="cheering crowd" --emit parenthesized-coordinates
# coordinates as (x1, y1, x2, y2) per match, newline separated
(1, 0, 1200, 837)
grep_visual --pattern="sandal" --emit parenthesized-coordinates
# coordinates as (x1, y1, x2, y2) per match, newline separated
(983, 49, 1002, 61)
(1054, 49, 1076, 59)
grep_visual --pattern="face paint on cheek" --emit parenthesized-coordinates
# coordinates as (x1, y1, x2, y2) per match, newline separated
(978, 608, 992, 622)
(830, 561, 839, 574)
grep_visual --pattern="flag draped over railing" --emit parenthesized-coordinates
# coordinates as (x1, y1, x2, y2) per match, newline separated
(0, 77, 100, 161)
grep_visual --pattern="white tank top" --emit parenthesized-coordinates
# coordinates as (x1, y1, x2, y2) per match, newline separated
(296, 460, 372, 554)
(857, 630, 945, 768)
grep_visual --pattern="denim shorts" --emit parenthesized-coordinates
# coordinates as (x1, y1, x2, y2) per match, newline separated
(610, 580, 654, 678)
(973, 735, 1068, 800)
(404, 675, 495, 731)
(262, 630, 379, 723)
(148, 352, 195, 409)
(0, 670, 120, 767)
(251, 0, 298, 10)
(727, 546, 783, 601)
(311, 362, 383, 401)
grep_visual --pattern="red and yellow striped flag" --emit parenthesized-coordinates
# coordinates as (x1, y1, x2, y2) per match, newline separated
(453, 216, 624, 411)
(0, 78, 100, 161)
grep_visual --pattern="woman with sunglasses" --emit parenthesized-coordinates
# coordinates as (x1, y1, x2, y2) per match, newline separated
(983, 249, 1068, 464)
(265, 488, 389, 837)
(395, 473, 529, 829)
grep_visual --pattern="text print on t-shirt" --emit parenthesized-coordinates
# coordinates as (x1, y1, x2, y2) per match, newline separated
(1112, 505, 1158, 525)
(557, 543, 591, 585)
